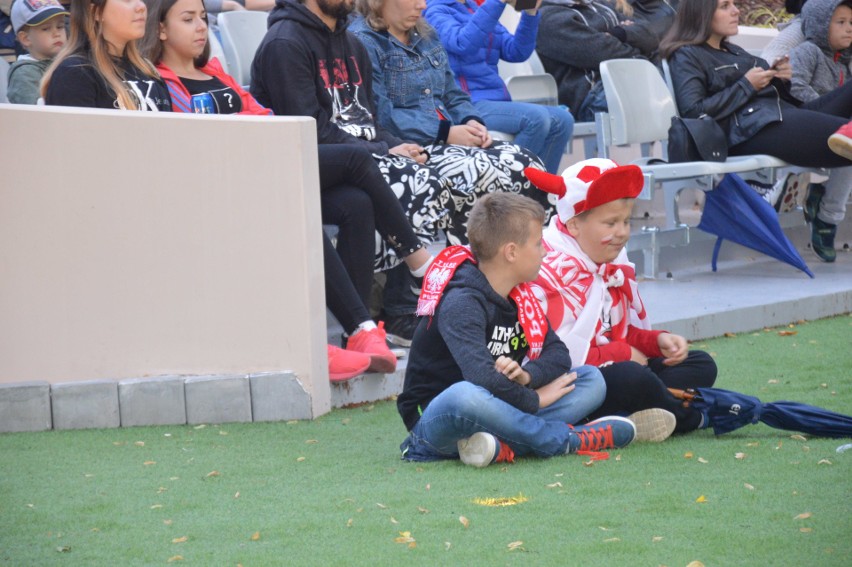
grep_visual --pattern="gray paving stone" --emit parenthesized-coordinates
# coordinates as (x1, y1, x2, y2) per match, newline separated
(0, 381, 52, 432)
(51, 380, 120, 430)
(184, 375, 252, 424)
(249, 372, 312, 422)
(119, 376, 187, 427)
(330, 362, 406, 409)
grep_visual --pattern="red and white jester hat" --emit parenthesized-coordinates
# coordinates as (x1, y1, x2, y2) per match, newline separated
(524, 159, 644, 223)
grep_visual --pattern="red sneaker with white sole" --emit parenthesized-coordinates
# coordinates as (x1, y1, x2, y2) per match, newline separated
(346, 322, 397, 374)
(327, 345, 370, 382)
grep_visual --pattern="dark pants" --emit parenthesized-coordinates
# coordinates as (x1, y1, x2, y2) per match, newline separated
(730, 81, 852, 168)
(318, 145, 423, 333)
(587, 350, 718, 433)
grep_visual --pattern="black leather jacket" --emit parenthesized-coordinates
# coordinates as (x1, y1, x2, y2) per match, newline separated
(668, 41, 801, 147)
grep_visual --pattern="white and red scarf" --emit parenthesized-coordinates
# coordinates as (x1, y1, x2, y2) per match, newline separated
(416, 246, 548, 360)
(530, 220, 649, 367)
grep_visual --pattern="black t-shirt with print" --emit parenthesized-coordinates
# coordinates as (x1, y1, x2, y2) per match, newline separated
(45, 54, 172, 111)
(179, 75, 243, 114)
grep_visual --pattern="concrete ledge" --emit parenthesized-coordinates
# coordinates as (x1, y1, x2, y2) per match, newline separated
(330, 363, 406, 409)
(250, 372, 312, 421)
(0, 381, 52, 433)
(119, 376, 187, 427)
(51, 380, 120, 430)
(184, 375, 252, 425)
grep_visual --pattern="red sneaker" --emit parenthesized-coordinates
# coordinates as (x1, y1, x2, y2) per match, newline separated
(346, 322, 397, 374)
(828, 121, 852, 161)
(327, 345, 370, 382)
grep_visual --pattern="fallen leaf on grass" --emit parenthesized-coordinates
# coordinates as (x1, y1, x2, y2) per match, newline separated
(794, 512, 812, 520)
(234, 492, 240, 499)
(150, 504, 163, 509)
(472, 494, 528, 507)
(724, 332, 736, 338)
(507, 541, 525, 552)
(305, 439, 318, 444)
(818, 459, 832, 465)
(746, 442, 759, 447)
(394, 531, 416, 548)
(800, 527, 813, 533)
(167, 556, 183, 563)
(205, 471, 219, 478)
(376, 503, 388, 509)
(652, 536, 664, 542)
(163, 520, 172, 525)
(778, 330, 797, 336)
(444, 542, 452, 551)
(744, 483, 755, 491)
(250, 532, 260, 541)
(735, 453, 747, 460)
(56, 546, 71, 553)
(459, 516, 470, 528)
(296, 457, 306, 462)
(603, 538, 620, 543)
(143, 461, 156, 466)
(219, 431, 228, 436)
(684, 452, 694, 459)
(390, 517, 399, 525)
(598, 526, 610, 531)
(172, 536, 188, 544)
(134, 441, 145, 447)
(417, 507, 429, 514)
(695, 495, 707, 503)
(546, 482, 563, 489)
(346, 518, 353, 527)
(698, 457, 709, 464)
(768, 379, 779, 384)
(193, 424, 206, 430)
(686, 562, 705, 567)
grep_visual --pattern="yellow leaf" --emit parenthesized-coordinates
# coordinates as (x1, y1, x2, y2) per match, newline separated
(734, 453, 746, 460)
(219, 430, 228, 436)
(390, 516, 399, 525)
(746, 442, 759, 447)
(686, 562, 705, 567)
(459, 516, 470, 528)
(172, 536, 188, 544)
(305, 439, 319, 444)
(346, 518, 353, 527)
(134, 441, 145, 447)
(394, 531, 416, 544)
(205, 471, 219, 478)
(598, 526, 610, 531)
(695, 495, 707, 503)
(143, 461, 156, 466)
(790, 434, 807, 442)
(163, 520, 172, 525)
(744, 483, 755, 491)
(296, 457, 306, 462)
(444, 542, 452, 551)
(583, 459, 595, 467)
(507, 541, 525, 551)
(250, 531, 260, 541)
(234, 492, 240, 499)
(472, 494, 528, 507)
(698, 457, 709, 464)
(167, 556, 183, 563)
(376, 503, 388, 509)
(794, 512, 812, 520)
(425, 483, 431, 491)
(56, 546, 71, 553)
(768, 379, 779, 384)
(193, 424, 206, 429)
(818, 459, 832, 465)
(684, 452, 694, 459)
(800, 527, 813, 533)
(652, 536, 664, 542)
(778, 330, 797, 336)
(150, 504, 163, 509)
(615, 454, 622, 461)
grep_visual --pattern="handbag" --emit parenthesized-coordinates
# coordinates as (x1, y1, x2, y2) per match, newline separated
(667, 115, 728, 163)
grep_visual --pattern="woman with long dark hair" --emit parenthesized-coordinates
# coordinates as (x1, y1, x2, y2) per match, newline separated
(660, 0, 851, 262)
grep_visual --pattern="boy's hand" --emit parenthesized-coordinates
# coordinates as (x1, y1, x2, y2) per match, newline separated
(536, 372, 576, 408)
(495, 356, 531, 386)
(658, 332, 688, 366)
(630, 346, 649, 366)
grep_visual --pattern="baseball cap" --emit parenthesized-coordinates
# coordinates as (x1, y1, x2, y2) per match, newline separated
(11, 0, 69, 34)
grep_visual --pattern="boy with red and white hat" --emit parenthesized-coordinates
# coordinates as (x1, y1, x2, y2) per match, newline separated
(527, 159, 718, 440)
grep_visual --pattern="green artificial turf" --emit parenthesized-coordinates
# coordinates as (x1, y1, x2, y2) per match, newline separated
(1, 316, 851, 566)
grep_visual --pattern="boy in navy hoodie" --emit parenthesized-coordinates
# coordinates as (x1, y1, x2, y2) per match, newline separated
(397, 192, 636, 468)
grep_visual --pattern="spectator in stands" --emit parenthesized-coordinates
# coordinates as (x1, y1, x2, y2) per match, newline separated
(527, 159, 717, 441)
(142, 0, 441, 378)
(661, 0, 852, 263)
(625, 0, 680, 51)
(789, 0, 851, 102)
(42, 0, 172, 110)
(250, 0, 543, 346)
(762, 0, 809, 65)
(7, 0, 67, 104)
(535, 0, 658, 121)
(422, 0, 574, 175)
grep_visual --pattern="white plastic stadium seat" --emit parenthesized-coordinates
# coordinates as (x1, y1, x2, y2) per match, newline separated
(218, 11, 269, 88)
(207, 29, 229, 76)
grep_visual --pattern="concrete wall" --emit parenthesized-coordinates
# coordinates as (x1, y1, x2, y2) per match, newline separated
(0, 104, 331, 422)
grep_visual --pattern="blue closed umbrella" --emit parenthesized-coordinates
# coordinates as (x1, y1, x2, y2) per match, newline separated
(688, 387, 852, 438)
(697, 173, 814, 278)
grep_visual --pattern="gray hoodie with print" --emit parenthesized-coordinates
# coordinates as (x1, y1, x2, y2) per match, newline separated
(789, 0, 852, 101)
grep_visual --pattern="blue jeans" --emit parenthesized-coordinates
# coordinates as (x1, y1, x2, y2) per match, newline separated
(474, 100, 575, 174)
(400, 365, 606, 462)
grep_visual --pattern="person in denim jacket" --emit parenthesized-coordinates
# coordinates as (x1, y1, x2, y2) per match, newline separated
(350, 0, 551, 237)
(423, 0, 574, 175)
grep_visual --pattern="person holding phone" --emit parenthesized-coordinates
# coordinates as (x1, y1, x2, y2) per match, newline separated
(661, 0, 852, 263)
(422, 0, 575, 176)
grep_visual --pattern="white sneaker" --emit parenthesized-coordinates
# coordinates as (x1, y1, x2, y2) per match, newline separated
(627, 408, 676, 442)
(457, 432, 498, 468)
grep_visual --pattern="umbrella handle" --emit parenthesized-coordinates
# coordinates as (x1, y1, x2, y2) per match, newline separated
(711, 237, 723, 272)
(668, 387, 701, 408)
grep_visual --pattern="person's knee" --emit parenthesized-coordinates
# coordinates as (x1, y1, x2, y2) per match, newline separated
(433, 381, 490, 416)
(687, 350, 718, 387)
(572, 364, 606, 405)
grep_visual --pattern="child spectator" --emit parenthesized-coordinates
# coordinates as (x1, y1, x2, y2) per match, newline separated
(762, 0, 809, 65)
(527, 159, 717, 439)
(8, 0, 67, 103)
(790, 0, 851, 102)
(42, 0, 172, 110)
(422, 0, 575, 175)
(397, 192, 636, 468)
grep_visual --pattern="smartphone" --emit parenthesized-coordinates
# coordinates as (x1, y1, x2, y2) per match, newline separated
(770, 55, 789, 69)
(514, 0, 537, 11)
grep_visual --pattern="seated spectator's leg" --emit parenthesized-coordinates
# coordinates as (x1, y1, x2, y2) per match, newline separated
(818, 166, 852, 225)
(322, 232, 372, 336)
(800, 81, 852, 118)
(587, 361, 705, 433)
(647, 350, 718, 391)
(320, 184, 375, 307)
(424, 143, 547, 244)
(534, 364, 606, 425)
(400, 381, 579, 461)
(474, 100, 574, 174)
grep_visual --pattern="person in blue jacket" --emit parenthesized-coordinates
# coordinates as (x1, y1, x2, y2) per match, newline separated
(423, 0, 574, 174)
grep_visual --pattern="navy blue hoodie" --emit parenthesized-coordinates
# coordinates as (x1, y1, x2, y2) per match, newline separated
(398, 261, 572, 431)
